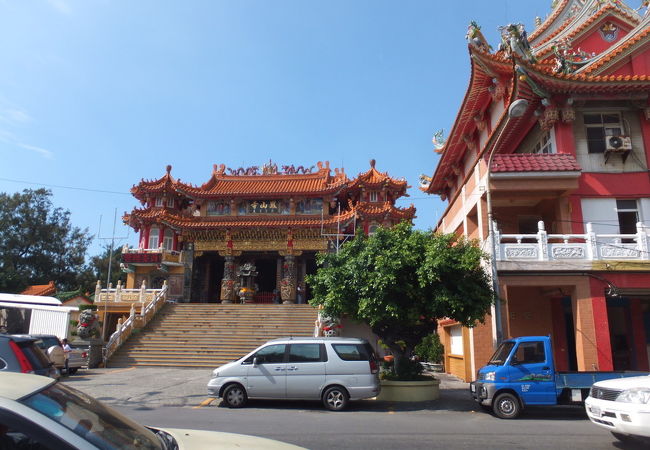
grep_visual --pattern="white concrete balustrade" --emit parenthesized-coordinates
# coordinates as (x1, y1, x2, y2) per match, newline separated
(493, 221, 650, 262)
(94, 280, 165, 303)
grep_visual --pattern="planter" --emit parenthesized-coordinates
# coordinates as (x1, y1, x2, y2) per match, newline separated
(376, 377, 440, 402)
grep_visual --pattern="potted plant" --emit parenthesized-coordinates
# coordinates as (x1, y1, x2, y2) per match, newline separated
(307, 222, 494, 401)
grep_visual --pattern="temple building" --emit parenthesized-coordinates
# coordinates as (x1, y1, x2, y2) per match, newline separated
(422, 1, 650, 380)
(122, 160, 415, 304)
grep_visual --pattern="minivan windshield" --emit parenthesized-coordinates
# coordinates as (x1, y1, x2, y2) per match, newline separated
(487, 341, 515, 366)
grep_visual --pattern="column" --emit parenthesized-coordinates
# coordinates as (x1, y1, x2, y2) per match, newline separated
(280, 255, 297, 304)
(220, 255, 236, 303)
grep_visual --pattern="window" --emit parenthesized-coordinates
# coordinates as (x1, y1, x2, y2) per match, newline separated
(450, 325, 463, 356)
(368, 223, 379, 236)
(616, 199, 638, 236)
(148, 227, 159, 249)
(249, 344, 286, 364)
(162, 229, 174, 251)
(332, 343, 374, 361)
(154, 197, 164, 207)
(512, 341, 546, 364)
(369, 191, 378, 202)
(584, 113, 624, 154)
(166, 198, 174, 208)
(532, 131, 554, 154)
(288, 344, 326, 363)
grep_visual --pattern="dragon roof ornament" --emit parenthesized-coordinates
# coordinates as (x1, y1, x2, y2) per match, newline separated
(552, 37, 597, 73)
(499, 23, 537, 64)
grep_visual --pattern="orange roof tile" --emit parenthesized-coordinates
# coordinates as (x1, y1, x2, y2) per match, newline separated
(127, 208, 357, 230)
(20, 281, 56, 296)
(355, 201, 416, 220)
(529, 0, 570, 43)
(347, 160, 409, 192)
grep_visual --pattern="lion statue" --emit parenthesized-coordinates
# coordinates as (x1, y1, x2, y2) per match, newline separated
(77, 309, 101, 339)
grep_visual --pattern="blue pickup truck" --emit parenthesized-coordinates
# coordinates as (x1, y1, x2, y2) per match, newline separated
(470, 336, 647, 419)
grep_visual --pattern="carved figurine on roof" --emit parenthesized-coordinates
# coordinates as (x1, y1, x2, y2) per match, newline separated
(499, 23, 537, 64)
(466, 21, 492, 52)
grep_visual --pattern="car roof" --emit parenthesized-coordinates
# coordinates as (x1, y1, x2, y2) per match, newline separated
(266, 337, 368, 344)
(0, 334, 38, 343)
(0, 372, 55, 400)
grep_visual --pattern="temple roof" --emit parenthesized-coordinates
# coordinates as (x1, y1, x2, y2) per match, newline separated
(126, 206, 358, 231)
(354, 201, 416, 220)
(131, 165, 181, 200)
(346, 159, 409, 193)
(20, 281, 56, 297)
(491, 153, 582, 173)
(423, 0, 649, 197)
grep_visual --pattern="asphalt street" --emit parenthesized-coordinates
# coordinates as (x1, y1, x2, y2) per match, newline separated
(60, 367, 643, 450)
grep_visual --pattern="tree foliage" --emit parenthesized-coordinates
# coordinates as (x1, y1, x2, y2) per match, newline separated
(307, 222, 494, 378)
(0, 189, 92, 293)
(77, 244, 124, 292)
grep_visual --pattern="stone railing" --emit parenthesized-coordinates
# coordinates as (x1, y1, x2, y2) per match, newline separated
(93, 280, 165, 304)
(103, 281, 168, 365)
(493, 221, 650, 262)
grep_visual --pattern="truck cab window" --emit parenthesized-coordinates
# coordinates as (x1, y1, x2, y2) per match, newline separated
(512, 341, 545, 364)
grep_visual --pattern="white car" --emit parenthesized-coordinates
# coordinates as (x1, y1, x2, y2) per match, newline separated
(0, 372, 304, 449)
(208, 337, 381, 411)
(585, 374, 650, 445)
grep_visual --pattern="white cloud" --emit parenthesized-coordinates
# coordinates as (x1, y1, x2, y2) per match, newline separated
(0, 107, 31, 124)
(46, 0, 72, 14)
(0, 130, 54, 159)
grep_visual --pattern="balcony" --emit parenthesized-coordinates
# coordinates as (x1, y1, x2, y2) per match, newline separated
(491, 221, 650, 270)
(120, 246, 183, 272)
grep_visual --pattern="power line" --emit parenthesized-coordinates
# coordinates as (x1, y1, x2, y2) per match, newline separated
(0, 177, 130, 195)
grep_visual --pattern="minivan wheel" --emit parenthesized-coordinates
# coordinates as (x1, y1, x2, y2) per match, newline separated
(222, 384, 247, 408)
(68, 368, 78, 375)
(322, 386, 349, 411)
(492, 393, 521, 419)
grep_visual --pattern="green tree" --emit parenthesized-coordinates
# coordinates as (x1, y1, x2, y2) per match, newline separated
(78, 244, 124, 291)
(307, 222, 494, 379)
(0, 189, 92, 292)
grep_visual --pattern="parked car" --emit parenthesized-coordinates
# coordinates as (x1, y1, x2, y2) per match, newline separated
(13, 334, 86, 375)
(0, 334, 59, 379)
(0, 372, 303, 449)
(585, 374, 650, 445)
(207, 337, 381, 411)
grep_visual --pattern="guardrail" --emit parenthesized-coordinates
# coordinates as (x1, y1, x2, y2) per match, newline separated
(493, 221, 650, 262)
(103, 281, 168, 366)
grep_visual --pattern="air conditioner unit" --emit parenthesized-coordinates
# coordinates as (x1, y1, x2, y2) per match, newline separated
(606, 135, 632, 151)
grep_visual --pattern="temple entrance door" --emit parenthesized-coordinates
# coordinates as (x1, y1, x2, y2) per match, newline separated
(190, 253, 224, 303)
(255, 258, 278, 300)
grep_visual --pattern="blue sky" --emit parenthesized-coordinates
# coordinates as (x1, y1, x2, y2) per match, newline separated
(0, 0, 551, 257)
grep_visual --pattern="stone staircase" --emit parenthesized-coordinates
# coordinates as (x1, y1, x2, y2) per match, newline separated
(107, 303, 318, 368)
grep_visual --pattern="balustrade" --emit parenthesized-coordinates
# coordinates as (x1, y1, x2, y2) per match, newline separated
(491, 220, 650, 262)
(102, 281, 168, 366)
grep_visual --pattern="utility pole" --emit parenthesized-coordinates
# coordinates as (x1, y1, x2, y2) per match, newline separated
(97, 208, 129, 341)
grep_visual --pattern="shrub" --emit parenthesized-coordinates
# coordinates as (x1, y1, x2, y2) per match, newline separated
(415, 333, 444, 363)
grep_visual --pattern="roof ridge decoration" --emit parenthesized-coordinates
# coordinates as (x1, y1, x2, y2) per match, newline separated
(212, 160, 322, 177)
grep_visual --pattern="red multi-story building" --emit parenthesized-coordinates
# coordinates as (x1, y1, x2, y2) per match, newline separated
(122, 160, 414, 304)
(422, 1, 650, 380)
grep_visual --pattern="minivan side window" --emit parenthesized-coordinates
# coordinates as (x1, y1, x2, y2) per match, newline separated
(251, 344, 286, 364)
(332, 344, 369, 361)
(288, 344, 326, 363)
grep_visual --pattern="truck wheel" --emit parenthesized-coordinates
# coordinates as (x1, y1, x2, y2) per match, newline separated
(222, 384, 247, 408)
(322, 386, 349, 411)
(493, 393, 521, 419)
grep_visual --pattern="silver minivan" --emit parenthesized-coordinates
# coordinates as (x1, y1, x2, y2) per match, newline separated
(207, 337, 380, 411)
